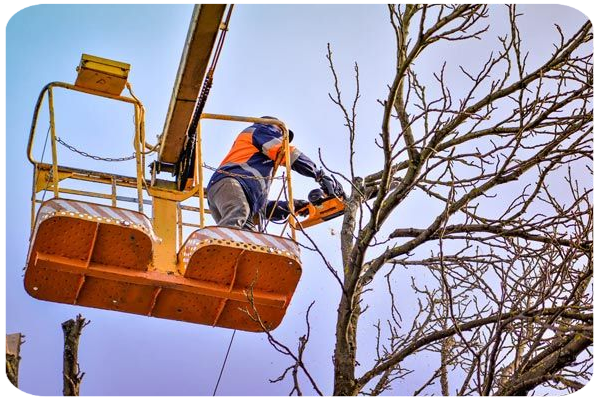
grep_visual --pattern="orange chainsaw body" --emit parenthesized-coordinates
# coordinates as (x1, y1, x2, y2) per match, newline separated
(292, 196, 345, 229)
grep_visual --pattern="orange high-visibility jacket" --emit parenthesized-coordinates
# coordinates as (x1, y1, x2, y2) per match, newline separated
(207, 123, 320, 214)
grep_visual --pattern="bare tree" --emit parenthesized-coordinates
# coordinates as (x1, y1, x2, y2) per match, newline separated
(258, 4, 592, 396)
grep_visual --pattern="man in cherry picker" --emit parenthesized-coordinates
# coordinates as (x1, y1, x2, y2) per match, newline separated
(206, 116, 342, 231)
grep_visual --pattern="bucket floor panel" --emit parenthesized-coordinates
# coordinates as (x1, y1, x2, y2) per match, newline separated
(25, 200, 302, 331)
(26, 251, 292, 331)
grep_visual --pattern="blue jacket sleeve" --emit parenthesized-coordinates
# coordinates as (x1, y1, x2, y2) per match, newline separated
(251, 124, 320, 179)
(290, 149, 320, 179)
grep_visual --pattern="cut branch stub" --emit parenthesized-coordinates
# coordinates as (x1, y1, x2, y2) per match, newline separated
(62, 314, 90, 396)
(0, 333, 23, 400)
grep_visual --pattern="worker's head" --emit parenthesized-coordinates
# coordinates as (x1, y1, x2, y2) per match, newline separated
(260, 116, 294, 142)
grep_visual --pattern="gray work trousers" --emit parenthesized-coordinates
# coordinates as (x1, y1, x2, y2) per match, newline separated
(207, 177, 252, 229)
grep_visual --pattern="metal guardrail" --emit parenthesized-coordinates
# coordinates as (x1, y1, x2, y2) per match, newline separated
(28, 82, 297, 244)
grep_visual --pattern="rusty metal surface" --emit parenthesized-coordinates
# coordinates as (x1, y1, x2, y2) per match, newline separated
(180, 226, 302, 330)
(91, 224, 153, 271)
(77, 277, 158, 315)
(24, 203, 302, 332)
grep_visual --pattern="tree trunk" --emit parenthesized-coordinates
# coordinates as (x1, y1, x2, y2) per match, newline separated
(333, 292, 361, 395)
(6, 333, 23, 388)
(62, 314, 89, 396)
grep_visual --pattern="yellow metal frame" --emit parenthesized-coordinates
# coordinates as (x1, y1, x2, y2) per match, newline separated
(27, 81, 298, 276)
(77, 54, 130, 78)
(28, 82, 149, 228)
(75, 54, 131, 95)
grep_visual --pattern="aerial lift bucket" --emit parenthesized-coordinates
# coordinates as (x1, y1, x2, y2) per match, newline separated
(174, 226, 301, 331)
(25, 51, 304, 331)
(25, 199, 301, 331)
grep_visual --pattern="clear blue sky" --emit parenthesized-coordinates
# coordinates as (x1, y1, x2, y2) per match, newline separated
(3, 3, 593, 396)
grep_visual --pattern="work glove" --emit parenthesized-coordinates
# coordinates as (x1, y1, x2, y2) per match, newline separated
(316, 171, 345, 199)
(293, 199, 310, 217)
(265, 200, 309, 221)
(315, 169, 335, 196)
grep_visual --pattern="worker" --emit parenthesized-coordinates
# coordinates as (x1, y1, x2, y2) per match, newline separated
(206, 116, 337, 230)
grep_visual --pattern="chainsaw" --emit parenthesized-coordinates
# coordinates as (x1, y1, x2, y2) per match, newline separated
(292, 175, 346, 229)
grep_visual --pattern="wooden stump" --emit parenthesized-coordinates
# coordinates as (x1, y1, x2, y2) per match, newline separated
(6, 333, 24, 388)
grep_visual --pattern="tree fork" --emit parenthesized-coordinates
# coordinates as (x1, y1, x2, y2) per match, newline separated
(6, 333, 24, 388)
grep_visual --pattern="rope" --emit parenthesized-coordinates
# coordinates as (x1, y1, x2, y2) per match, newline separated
(262, 175, 287, 231)
(212, 329, 236, 396)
